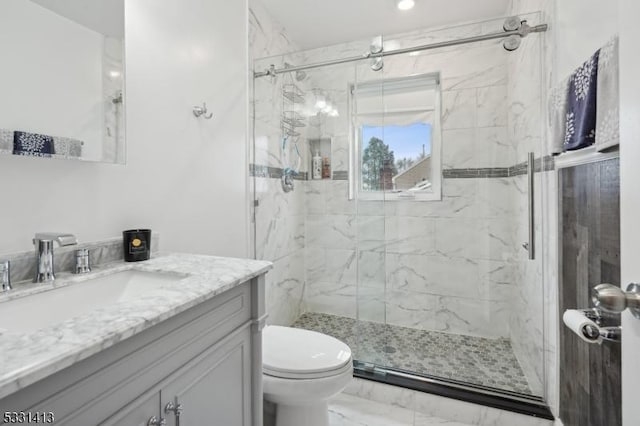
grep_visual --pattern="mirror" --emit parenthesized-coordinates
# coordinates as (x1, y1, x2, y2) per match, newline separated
(0, 0, 125, 164)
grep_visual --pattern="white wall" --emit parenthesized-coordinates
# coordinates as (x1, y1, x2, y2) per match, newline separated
(555, 0, 619, 79)
(0, 0, 249, 259)
(0, 0, 104, 160)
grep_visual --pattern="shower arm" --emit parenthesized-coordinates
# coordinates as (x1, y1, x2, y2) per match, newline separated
(254, 20, 548, 78)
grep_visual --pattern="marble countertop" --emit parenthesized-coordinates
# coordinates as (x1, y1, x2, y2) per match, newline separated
(0, 253, 272, 400)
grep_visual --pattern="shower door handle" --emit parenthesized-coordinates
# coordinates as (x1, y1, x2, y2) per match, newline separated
(525, 152, 535, 260)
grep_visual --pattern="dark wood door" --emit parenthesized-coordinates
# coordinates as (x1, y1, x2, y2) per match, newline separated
(559, 158, 621, 426)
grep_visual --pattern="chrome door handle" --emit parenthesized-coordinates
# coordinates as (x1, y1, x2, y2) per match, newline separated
(592, 283, 640, 319)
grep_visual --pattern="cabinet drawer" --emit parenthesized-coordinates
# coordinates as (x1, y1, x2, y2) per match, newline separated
(0, 282, 252, 425)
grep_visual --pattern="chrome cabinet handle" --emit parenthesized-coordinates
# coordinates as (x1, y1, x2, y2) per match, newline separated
(593, 283, 640, 319)
(147, 416, 167, 426)
(165, 401, 183, 426)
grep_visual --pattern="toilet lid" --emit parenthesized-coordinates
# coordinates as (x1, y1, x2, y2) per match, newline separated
(263, 326, 352, 379)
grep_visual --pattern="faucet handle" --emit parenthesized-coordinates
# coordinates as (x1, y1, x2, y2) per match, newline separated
(74, 249, 91, 274)
(33, 233, 78, 246)
(1, 260, 11, 292)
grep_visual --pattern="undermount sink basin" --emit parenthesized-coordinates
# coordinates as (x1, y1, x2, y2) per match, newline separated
(0, 270, 186, 334)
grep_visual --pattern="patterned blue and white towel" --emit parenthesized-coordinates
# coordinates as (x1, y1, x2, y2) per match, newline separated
(13, 131, 55, 157)
(564, 50, 600, 151)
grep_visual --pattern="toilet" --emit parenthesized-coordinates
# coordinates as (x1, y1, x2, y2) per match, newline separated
(263, 325, 353, 426)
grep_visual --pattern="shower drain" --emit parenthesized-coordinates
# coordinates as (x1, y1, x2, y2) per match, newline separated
(383, 345, 397, 354)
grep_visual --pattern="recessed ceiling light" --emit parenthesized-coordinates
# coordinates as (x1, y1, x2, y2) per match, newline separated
(397, 0, 415, 11)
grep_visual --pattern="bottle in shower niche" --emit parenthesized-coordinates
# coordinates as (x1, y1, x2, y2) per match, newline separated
(312, 150, 322, 180)
(322, 157, 331, 179)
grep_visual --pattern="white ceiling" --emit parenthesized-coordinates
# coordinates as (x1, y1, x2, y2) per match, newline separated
(29, 0, 124, 37)
(259, 0, 511, 49)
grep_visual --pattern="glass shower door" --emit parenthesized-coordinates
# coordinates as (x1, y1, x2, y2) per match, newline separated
(352, 50, 390, 374)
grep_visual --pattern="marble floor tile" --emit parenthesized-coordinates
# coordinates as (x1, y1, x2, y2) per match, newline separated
(329, 393, 415, 426)
(414, 413, 476, 426)
(329, 393, 474, 426)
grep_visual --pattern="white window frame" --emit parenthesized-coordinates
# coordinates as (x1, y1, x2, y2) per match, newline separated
(348, 73, 442, 202)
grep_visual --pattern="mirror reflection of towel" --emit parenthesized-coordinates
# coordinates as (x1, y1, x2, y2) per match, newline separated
(53, 137, 83, 159)
(13, 131, 54, 157)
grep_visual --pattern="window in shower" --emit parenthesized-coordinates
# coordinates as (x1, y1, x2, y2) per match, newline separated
(350, 73, 442, 201)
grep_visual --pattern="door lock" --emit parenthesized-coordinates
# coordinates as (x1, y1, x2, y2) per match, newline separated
(593, 283, 640, 319)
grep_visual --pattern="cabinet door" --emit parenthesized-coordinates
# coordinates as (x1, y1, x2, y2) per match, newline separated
(162, 330, 252, 426)
(99, 389, 160, 426)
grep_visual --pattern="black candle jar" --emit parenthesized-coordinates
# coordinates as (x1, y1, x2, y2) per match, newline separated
(123, 229, 151, 262)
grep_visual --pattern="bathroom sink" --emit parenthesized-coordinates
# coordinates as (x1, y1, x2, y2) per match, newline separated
(0, 270, 186, 334)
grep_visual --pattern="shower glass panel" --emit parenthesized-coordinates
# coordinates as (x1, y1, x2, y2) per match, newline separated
(353, 55, 389, 372)
(252, 13, 546, 407)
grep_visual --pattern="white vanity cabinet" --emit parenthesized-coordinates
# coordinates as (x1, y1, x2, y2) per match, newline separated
(0, 275, 266, 426)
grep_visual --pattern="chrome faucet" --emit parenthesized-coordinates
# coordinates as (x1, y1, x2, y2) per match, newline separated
(33, 233, 78, 283)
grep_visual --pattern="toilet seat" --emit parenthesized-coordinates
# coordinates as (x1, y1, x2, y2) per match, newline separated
(263, 326, 352, 380)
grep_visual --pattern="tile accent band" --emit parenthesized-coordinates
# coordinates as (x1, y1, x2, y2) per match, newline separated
(249, 164, 308, 180)
(250, 156, 556, 181)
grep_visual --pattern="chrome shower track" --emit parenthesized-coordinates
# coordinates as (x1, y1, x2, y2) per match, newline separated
(253, 20, 547, 78)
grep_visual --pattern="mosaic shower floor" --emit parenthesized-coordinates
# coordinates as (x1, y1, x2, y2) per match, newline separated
(291, 312, 533, 396)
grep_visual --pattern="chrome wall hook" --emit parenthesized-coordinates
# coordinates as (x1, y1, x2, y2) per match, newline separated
(193, 102, 213, 119)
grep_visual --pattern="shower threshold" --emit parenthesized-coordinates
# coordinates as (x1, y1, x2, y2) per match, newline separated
(291, 312, 554, 420)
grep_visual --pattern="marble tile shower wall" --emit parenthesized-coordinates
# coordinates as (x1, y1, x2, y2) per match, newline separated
(250, 1, 307, 326)
(300, 20, 523, 340)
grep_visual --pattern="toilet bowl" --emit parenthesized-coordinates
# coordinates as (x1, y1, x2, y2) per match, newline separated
(263, 325, 353, 426)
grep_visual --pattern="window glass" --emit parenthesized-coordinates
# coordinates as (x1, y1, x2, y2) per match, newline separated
(352, 73, 441, 200)
(361, 123, 432, 192)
